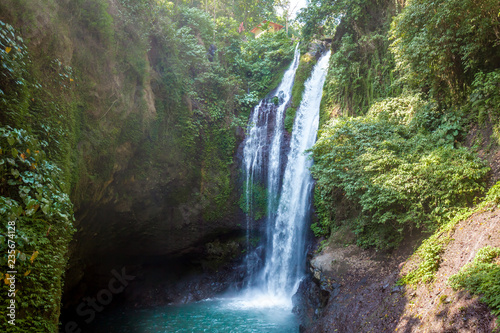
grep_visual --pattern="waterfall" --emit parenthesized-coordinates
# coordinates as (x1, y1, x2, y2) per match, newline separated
(241, 46, 331, 307)
(242, 44, 300, 283)
(261, 50, 331, 300)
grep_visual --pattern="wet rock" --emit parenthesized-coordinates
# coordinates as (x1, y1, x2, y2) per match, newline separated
(292, 276, 323, 329)
(391, 285, 404, 294)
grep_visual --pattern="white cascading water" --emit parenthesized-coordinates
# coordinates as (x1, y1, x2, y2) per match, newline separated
(242, 44, 300, 283)
(260, 50, 332, 303)
(239, 48, 332, 309)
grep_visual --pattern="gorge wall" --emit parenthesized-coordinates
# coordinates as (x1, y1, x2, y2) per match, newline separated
(0, 0, 294, 330)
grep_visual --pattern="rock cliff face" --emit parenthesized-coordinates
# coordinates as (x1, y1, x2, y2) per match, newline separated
(64, 169, 246, 305)
(0, 0, 250, 314)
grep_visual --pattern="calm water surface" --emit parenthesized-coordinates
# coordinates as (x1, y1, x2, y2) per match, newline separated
(89, 297, 299, 333)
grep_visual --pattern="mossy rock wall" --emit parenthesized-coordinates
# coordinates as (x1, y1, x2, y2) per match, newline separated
(0, 0, 299, 329)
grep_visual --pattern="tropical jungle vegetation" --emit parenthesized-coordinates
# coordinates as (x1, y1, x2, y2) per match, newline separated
(0, 0, 295, 330)
(304, 0, 500, 249)
(302, 0, 500, 323)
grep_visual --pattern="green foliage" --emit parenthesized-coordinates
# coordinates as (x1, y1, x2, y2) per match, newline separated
(200, 125, 237, 221)
(300, 0, 499, 299)
(470, 70, 500, 126)
(0, 20, 79, 331)
(0, 127, 75, 332)
(303, 0, 499, 252)
(449, 246, 500, 319)
(285, 52, 317, 133)
(299, 0, 398, 116)
(297, 0, 394, 41)
(235, 30, 295, 96)
(390, 0, 500, 102)
(0, 20, 77, 186)
(0, 21, 30, 125)
(404, 240, 444, 285)
(292, 53, 316, 108)
(284, 107, 297, 133)
(71, 0, 115, 44)
(462, 69, 500, 148)
(366, 93, 424, 125)
(239, 180, 268, 220)
(0, 0, 294, 329)
(108, 2, 294, 224)
(179, 7, 214, 45)
(400, 181, 500, 285)
(322, 32, 397, 116)
(483, 182, 500, 205)
(296, 0, 338, 41)
(310, 97, 489, 249)
(230, 0, 275, 27)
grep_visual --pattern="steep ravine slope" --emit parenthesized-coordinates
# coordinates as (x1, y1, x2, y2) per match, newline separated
(295, 0, 500, 331)
(295, 203, 500, 332)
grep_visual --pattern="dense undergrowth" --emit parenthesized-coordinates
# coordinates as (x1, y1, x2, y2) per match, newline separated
(301, 0, 500, 321)
(450, 245, 500, 320)
(302, 0, 500, 249)
(0, 21, 76, 332)
(310, 97, 490, 248)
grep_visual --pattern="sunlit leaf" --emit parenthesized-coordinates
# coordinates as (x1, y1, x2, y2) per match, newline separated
(11, 168, 20, 178)
(30, 251, 39, 263)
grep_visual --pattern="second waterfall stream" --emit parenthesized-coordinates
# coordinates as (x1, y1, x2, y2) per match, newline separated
(241, 46, 332, 308)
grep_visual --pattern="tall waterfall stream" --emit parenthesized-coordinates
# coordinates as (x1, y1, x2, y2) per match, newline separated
(89, 48, 331, 333)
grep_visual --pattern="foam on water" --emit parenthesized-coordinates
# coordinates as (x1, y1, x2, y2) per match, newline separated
(223, 290, 292, 310)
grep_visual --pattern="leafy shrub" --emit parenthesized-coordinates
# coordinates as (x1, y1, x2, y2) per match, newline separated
(390, 0, 500, 102)
(367, 94, 424, 125)
(484, 181, 500, 205)
(449, 246, 500, 319)
(0, 127, 75, 332)
(236, 30, 295, 96)
(178, 7, 214, 46)
(465, 69, 500, 141)
(310, 99, 489, 248)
